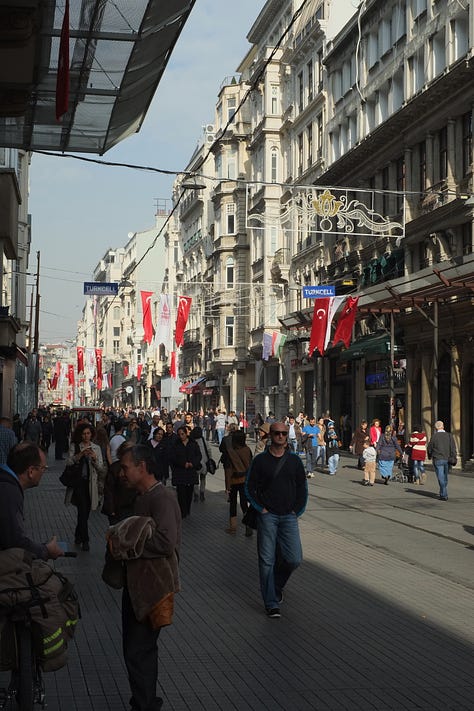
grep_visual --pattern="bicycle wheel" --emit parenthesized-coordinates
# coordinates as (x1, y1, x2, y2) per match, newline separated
(15, 622, 34, 711)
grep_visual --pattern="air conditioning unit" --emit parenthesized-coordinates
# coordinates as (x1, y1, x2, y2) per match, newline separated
(203, 123, 215, 143)
(205, 124, 214, 133)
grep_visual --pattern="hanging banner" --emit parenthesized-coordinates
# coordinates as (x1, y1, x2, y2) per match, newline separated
(67, 364, 75, 387)
(309, 297, 330, 356)
(333, 296, 360, 348)
(141, 291, 155, 345)
(77, 346, 84, 374)
(155, 293, 171, 350)
(175, 296, 192, 348)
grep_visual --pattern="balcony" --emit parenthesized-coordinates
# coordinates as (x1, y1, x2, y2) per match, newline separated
(183, 328, 201, 346)
(0, 307, 22, 347)
(0, 169, 21, 259)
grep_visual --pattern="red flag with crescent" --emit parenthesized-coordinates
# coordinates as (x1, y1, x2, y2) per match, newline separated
(141, 291, 155, 345)
(95, 348, 102, 380)
(332, 296, 359, 348)
(175, 296, 192, 348)
(137, 363, 143, 381)
(309, 297, 330, 356)
(67, 364, 75, 387)
(77, 346, 84, 374)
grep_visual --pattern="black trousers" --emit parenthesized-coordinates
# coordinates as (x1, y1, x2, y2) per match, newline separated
(176, 484, 193, 518)
(229, 482, 248, 518)
(122, 586, 162, 711)
(74, 478, 91, 543)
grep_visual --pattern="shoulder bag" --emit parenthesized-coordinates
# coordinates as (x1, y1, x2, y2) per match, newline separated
(242, 452, 289, 530)
(59, 445, 82, 488)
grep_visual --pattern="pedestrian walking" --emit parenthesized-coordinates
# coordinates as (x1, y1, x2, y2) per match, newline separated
(169, 426, 201, 518)
(361, 438, 376, 486)
(350, 420, 369, 469)
(376, 425, 403, 484)
(325, 419, 341, 475)
(427, 420, 457, 501)
(409, 424, 427, 484)
(245, 423, 307, 619)
(224, 430, 252, 535)
(302, 416, 319, 478)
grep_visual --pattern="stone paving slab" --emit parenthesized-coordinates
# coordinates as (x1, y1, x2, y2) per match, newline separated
(0, 448, 473, 710)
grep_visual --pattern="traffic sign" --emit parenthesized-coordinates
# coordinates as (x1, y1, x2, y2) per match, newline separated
(83, 282, 119, 296)
(302, 285, 336, 298)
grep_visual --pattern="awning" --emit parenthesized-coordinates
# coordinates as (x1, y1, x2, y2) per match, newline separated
(185, 376, 206, 394)
(340, 333, 404, 361)
(0, 0, 196, 154)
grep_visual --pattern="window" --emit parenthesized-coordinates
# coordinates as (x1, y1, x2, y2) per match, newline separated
(391, 3, 406, 44)
(418, 141, 426, 193)
(367, 32, 379, 69)
(379, 17, 392, 56)
(307, 124, 312, 168)
(127, 301, 131, 317)
(431, 29, 445, 79)
(316, 113, 323, 157)
(0, 147, 5, 165)
(307, 61, 313, 101)
(113, 327, 120, 337)
(462, 112, 472, 177)
(215, 153, 222, 178)
(298, 72, 304, 112)
(226, 203, 236, 234)
(271, 148, 278, 183)
(439, 126, 447, 181)
(227, 147, 237, 180)
(332, 69, 342, 101)
(113, 306, 120, 320)
(396, 157, 405, 214)
(461, 223, 472, 255)
(271, 85, 279, 114)
(227, 96, 236, 123)
(269, 227, 277, 257)
(317, 49, 323, 90)
(225, 316, 234, 346)
(113, 340, 120, 355)
(412, 0, 426, 20)
(226, 257, 234, 288)
(298, 133, 303, 175)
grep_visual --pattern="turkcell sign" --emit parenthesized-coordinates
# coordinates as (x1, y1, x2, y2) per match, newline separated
(83, 282, 119, 296)
(303, 285, 336, 298)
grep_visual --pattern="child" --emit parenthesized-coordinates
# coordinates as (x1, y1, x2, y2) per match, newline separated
(362, 437, 377, 486)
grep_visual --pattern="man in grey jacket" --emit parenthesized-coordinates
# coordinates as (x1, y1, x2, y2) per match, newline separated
(427, 420, 457, 501)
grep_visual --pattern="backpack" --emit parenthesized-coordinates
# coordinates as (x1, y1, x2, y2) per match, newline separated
(0, 548, 80, 672)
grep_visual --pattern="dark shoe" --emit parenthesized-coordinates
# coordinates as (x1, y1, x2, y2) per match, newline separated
(82, 542, 90, 552)
(384, 477, 389, 485)
(245, 526, 253, 537)
(362, 480, 369, 486)
(266, 608, 281, 618)
(440, 496, 448, 501)
(277, 592, 283, 604)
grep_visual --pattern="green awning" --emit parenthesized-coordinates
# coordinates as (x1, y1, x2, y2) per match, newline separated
(340, 333, 395, 361)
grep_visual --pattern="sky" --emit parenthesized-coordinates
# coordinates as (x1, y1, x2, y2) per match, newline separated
(30, 0, 265, 343)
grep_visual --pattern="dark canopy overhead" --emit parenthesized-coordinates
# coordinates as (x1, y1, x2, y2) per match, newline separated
(0, 0, 195, 154)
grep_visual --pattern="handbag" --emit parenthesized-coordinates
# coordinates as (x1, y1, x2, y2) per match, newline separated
(59, 462, 82, 488)
(202, 439, 217, 475)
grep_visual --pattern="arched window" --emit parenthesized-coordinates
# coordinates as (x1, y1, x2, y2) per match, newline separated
(271, 148, 278, 183)
(113, 306, 120, 320)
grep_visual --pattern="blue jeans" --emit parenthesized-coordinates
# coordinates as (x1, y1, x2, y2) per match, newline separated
(257, 512, 302, 610)
(433, 459, 449, 498)
(328, 451, 339, 474)
(217, 427, 225, 444)
(315, 445, 326, 467)
(412, 460, 425, 480)
(289, 438, 298, 453)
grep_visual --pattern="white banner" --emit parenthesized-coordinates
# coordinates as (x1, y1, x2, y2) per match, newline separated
(155, 293, 171, 351)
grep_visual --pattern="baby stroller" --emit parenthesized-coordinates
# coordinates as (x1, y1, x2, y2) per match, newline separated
(394, 444, 412, 483)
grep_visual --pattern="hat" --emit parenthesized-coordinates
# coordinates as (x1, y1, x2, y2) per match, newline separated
(258, 423, 270, 435)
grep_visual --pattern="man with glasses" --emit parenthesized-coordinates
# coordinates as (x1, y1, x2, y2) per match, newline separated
(246, 424, 307, 618)
(0, 442, 64, 559)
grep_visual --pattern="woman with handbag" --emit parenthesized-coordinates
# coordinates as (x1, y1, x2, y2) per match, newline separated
(65, 422, 105, 551)
(225, 430, 253, 535)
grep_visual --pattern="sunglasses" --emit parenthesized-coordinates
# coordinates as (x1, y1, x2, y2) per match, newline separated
(271, 430, 288, 436)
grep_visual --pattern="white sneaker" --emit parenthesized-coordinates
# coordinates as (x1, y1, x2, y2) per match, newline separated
(306, 472, 314, 478)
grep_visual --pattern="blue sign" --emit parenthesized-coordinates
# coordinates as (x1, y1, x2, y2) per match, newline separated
(83, 282, 119, 296)
(302, 285, 336, 298)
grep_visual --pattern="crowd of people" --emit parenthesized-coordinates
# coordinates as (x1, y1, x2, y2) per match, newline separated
(0, 402, 458, 710)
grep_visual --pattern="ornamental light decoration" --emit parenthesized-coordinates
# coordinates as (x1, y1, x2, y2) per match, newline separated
(246, 185, 405, 242)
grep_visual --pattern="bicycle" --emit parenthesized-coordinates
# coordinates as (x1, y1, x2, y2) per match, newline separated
(0, 551, 77, 711)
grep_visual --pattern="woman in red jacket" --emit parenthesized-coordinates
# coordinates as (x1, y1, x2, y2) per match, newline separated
(409, 425, 427, 484)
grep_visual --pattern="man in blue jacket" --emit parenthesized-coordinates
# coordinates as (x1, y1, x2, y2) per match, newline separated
(246, 423, 307, 618)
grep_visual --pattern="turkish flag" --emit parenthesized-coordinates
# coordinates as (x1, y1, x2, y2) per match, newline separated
(77, 346, 84, 374)
(51, 373, 58, 390)
(170, 351, 177, 379)
(95, 348, 102, 380)
(137, 363, 143, 381)
(55, 0, 70, 121)
(141, 291, 155, 344)
(67, 364, 75, 387)
(333, 296, 359, 348)
(175, 296, 192, 348)
(309, 298, 330, 356)
(123, 364, 129, 377)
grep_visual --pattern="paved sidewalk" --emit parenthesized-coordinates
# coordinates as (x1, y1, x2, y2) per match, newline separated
(1, 448, 474, 710)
